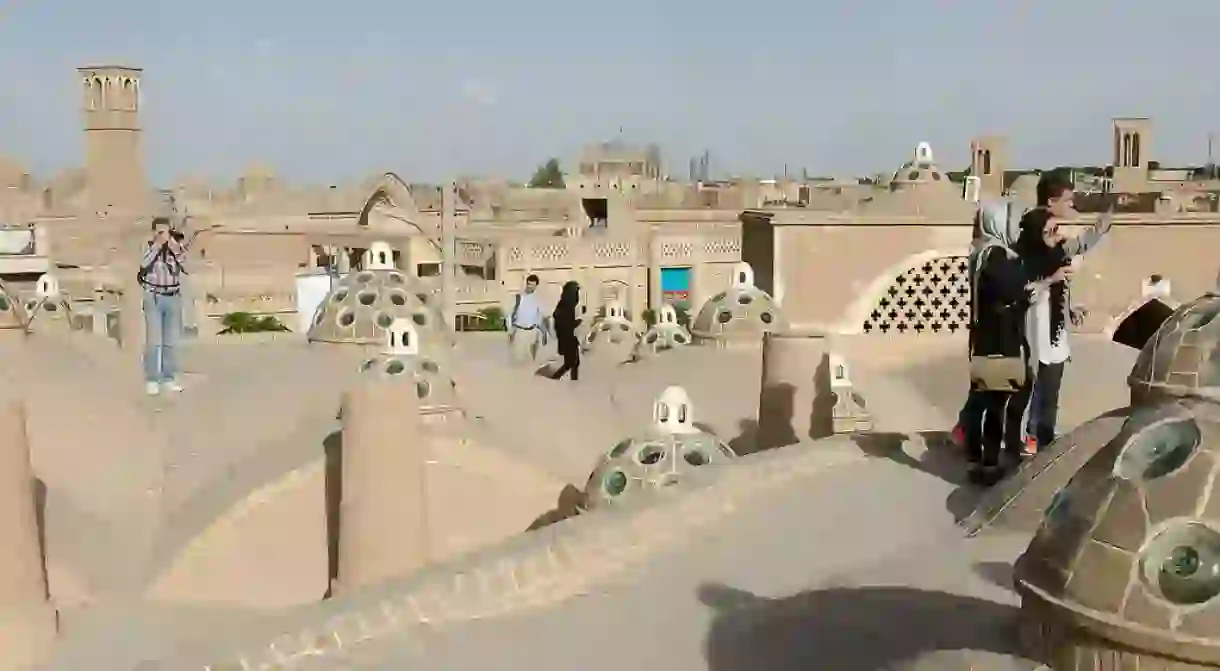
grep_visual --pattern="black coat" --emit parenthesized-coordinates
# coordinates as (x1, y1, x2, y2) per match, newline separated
(552, 302, 582, 356)
(970, 247, 1033, 360)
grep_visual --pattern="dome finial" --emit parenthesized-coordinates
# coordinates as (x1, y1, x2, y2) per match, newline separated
(363, 241, 395, 271)
(915, 141, 934, 165)
(35, 272, 60, 299)
(385, 317, 420, 355)
(653, 386, 698, 434)
(731, 262, 755, 289)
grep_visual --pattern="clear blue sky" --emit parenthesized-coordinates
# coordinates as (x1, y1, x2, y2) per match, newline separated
(1, 0, 1216, 185)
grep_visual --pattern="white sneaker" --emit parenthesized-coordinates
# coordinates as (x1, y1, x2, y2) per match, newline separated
(145, 382, 161, 396)
(162, 379, 184, 393)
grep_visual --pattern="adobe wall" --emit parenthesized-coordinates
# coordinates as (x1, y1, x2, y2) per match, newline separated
(772, 221, 1220, 333)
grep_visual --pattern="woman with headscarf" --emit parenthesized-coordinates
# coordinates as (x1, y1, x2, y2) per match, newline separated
(965, 201, 1069, 486)
(550, 280, 583, 381)
(1014, 202, 1111, 453)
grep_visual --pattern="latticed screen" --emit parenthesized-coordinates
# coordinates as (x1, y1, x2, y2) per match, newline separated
(862, 256, 972, 334)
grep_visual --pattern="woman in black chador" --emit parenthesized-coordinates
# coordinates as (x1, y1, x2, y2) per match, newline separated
(550, 281, 582, 381)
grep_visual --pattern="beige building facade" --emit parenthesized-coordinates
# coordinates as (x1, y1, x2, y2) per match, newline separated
(1, 65, 1219, 340)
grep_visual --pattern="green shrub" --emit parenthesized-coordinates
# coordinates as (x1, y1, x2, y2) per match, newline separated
(461, 306, 507, 332)
(218, 311, 291, 335)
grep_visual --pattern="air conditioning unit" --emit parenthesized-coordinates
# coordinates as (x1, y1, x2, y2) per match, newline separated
(962, 176, 982, 203)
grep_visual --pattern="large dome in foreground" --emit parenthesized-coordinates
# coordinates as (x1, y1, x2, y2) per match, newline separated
(1128, 290, 1220, 404)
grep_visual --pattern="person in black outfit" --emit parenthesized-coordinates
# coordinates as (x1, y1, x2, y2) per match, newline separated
(967, 201, 1068, 485)
(550, 280, 582, 381)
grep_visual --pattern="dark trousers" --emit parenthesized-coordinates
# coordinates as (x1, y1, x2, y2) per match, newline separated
(964, 376, 1032, 467)
(1027, 361, 1065, 449)
(552, 349, 580, 380)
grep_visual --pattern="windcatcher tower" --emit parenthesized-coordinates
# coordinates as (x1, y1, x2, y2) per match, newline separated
(78, 66, 149, 216)
(1111, 117, 1151, 194)
(969, 136, 1006, 198)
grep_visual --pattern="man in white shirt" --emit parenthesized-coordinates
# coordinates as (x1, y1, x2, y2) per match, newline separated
(1017, 174, 1112, 452)
(508, 274, 547, 364)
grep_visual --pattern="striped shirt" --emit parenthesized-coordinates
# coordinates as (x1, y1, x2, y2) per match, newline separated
(139, 238, 190, 294)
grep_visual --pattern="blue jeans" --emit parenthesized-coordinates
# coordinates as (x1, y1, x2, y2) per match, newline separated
(142, 290, 182, 383)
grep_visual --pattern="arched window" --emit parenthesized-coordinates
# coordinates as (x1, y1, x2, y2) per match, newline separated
(1122, 133, 1132, 168)
(982, 150, 992, 175)
(1132, 133, 1142, 168)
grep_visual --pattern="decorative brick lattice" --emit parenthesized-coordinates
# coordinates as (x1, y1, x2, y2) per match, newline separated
(704, 238, 740, 255)
(660, 242, 693, 260)
(862, 256, 971, 335)
(531, 243, 570, 264)
(593, 242, 633, 261)
(508, 247, 523, 263)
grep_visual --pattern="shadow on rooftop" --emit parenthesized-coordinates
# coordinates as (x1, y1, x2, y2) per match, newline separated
(850, 430, 987, 524)
(698, 582, 1027, 670)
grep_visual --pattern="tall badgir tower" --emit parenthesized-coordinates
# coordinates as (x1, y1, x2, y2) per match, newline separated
(78, 65, 149, 217)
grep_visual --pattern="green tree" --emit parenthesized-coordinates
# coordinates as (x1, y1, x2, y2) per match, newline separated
(528, 158, 566, 189)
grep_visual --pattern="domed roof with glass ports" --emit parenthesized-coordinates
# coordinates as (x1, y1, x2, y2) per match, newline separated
(583, 386, 737, 510)
(1128, 288, 1220, 405)
(690, 262, 787, 346)
(357, 318, 459, 412)
(308, 241, 452, 349)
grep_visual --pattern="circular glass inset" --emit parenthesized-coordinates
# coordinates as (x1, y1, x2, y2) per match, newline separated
(637, 444, 664, 465)
(355, 272, 374, 284)
(1142, 523, 1220, 605)
(737, 294, 753, 305)
(336, 310, 355, 327)
(44, 302, 58, 312)
(619, 323, 629, 332)
(0, 295, 8, 311)
(25, 301, 35, 311)
(610, 439, 633, 458)
(684, 450, 709, 466)
(673, 333, 688, 345)
(416, 293, 429, 305)
(600, 323, 611, 332)
(412, 312, 428, 326)
(645, 332, 658, 344)
(711, 292, 726, 302)
(360, 359, 375, 372)
(375, 312, 394, 328)
(332, 290, 348, 303)
(716, 310, 732, 324)
(416, 379, 431, 398)
(389, 291, 407, 307)
(420, 360, 440, 374)
(384, 359, 406, 375)
(1115, 419, 1201, 481)
(357, 292, 377, 307)
(603, 470, 628, 496)
(760, 311, 774, 324)
(387, 273, 405, 285)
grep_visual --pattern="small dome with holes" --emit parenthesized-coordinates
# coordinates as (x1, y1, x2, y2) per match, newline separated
(1013, 398, 1220, 667)
(357, 318, 458, 412)
(23, 273, 75, 331)
(690, 262, 787, 347)
(0, 279, 28, 332)
(583, 386, 736, 510)
(631, 303, 692, 361)
(1128, 290, 1220, 405)
(307, 245, 451, 349)
(583, 300, 641, 350)
(889, 141, 950, 191)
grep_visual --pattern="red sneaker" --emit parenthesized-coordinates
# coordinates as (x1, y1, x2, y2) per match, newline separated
(950, 424, 965, 448)
(1023, 436, 1039, 456)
